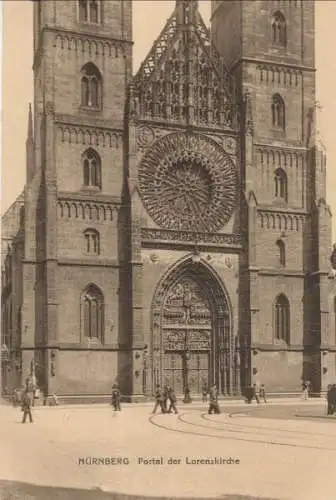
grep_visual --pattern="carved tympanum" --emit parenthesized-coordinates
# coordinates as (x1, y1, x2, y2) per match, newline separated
(162, 278, 211, 351)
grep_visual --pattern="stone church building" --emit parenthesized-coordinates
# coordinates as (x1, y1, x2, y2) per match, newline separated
(2, 0, 336, 401)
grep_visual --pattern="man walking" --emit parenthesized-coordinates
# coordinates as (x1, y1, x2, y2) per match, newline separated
(167, 386, 178, 414)
(253, 383, 261, 404)
(208, 384, 220, 415)
(152, 384, 165, 414)
(163, 385, 169, 413)
(111, 383, 121, 411)
(21, 389, 33, 424)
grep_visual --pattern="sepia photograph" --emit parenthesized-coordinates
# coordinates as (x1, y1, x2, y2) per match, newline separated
(1, 1, 336, 499)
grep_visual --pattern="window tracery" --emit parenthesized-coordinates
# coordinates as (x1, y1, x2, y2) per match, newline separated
(78, 0, 101, 24)
(274, 168, 287, 201)
(274, 294, 290, 344)
(138, 132, 237, 232)
(84, 229, 100, 255)
(81, 63, 102, 109)
(276, 239, 286, 267)
(81, 284, 104, 342)
(271, 94, 285, 129)
(83, 148, 101, 189)
(134, 21, 234, 128)
(272, 11, 286, 46)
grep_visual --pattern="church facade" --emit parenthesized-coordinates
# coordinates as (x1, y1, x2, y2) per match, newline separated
(2, 0, 336, 401)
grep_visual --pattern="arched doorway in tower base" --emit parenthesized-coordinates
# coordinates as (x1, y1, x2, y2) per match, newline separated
(150, 258, 239, 396)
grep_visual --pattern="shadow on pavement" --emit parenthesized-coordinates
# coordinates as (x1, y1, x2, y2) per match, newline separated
(0, 480, 281, 500)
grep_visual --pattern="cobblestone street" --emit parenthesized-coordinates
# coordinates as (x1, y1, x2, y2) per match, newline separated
(0, 399, 335, 500)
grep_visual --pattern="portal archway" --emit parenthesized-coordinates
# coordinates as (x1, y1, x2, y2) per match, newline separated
(150, 257, 236, 396)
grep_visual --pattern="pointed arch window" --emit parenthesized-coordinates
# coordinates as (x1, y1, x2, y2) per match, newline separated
(272, 11, 286, 46)
(274, 168, 288, 201)
(271, 94, 285, 129)
(81, 63, 102, 109)
(276, 239, 286, 267)
(84, 229, 100, 255)
(81, 284, 104, 342)
(78, 0, 101, 24)
(274, 294, 290, 344)
(79, 0, 88, 22)
(83, 149, 101, 188)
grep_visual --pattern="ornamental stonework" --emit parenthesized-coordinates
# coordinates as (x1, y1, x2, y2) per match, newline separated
(138, 132, 238, 233)
(162, 279, 211, 351)
(140, 228, 241, 247)
(136, 126, 156, 151)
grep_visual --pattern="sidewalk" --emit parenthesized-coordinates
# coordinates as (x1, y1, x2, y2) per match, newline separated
(9, 397, 325, 410)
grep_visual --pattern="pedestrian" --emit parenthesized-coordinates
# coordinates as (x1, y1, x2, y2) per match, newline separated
(49, 393, 59, 406)
(21, 389, 33, 424)
(201, 382, 208, 403)
(183, 385, 192, 403)
(163, 385, 169, 413)
(152, 384, 165, 414)
(111, 383, 121, 411)
(208, 384, 220, 414)
(301, 380, 310, 400)
(327, 384, 336, 415)
(253, 383, 261, 404)
(167, 386, 178, 414)
(259, 384, 267, 403)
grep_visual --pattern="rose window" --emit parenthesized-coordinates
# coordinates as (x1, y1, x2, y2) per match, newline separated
(138, 132, 238, 232)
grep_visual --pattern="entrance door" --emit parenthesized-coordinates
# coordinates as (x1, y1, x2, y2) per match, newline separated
(160, 277, 212, 395)
(187, 351, 210, 394)
(163, 350, 210, 395)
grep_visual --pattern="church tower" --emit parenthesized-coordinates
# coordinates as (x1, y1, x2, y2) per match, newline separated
(211, 0, 334, 391)
(21, 0, 133, 399)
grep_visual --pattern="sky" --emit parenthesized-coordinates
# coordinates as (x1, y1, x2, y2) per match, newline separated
(2, 0, 336, 240)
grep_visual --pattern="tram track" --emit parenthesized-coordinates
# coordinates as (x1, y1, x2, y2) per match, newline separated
(148, 411, 336, 451)
(201, 412, 335, 438)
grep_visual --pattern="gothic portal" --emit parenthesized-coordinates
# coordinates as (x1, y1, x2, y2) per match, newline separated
(151, 260, 238, 396)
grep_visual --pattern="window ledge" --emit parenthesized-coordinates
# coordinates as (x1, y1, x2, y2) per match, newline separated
(270, 44, 287, 51)
(78, 21, 102, 27)
(81, 186, 101, 192)
(80, 105, 101, 113)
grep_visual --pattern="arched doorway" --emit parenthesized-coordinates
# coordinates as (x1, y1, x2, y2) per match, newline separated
(151, 258, 236, 396)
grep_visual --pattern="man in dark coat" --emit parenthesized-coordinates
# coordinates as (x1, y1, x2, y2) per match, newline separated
(167, 386, 178, 414)
(111, 383, 121, 411)
(152, 384, 165, 414)
(327, 384, 336, 415)
(163, 385, 169, 413)
(21, 390, 33, 423)
(208, 384, 220, 414)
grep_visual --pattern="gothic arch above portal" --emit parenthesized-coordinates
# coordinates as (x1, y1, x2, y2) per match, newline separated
(150, 257, 238, 396)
